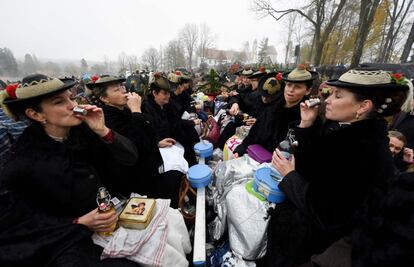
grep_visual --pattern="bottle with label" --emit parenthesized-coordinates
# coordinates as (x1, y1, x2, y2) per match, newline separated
(96, 187, 118, 236)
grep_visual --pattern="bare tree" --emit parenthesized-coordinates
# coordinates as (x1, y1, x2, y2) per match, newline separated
(164, 39, 186, 70)
(377, 0, 414, 62)
(350, 0, 382, 68)
(80, 58, 88, 73)
(241, 41, 251, 63)
(42, 61, 61, 77)
(401, 21, 414, 62)
(180, 23, 199, 68)
(103, 56, 114, 74)
(253, 0, 347, 66)
(141, 47, 160, 71)
(127, 55, 139, 72)
(258, 37, 269, 64)
(90, 64, 106, 75)
(285, 13, 297, 65)
(251, 39, 258, 63)
(118, 52, 128, 73)
(198, 23, 215, 63)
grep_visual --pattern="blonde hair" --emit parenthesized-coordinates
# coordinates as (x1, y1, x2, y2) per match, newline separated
(400, 79, 413, 113)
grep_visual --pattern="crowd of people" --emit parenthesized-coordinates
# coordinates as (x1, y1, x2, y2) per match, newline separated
(0, 64, 413, 267)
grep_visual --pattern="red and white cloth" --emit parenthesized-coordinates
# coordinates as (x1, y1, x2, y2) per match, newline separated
(92, 199, 191, 267)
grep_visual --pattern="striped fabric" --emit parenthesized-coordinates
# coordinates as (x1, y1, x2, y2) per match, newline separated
(0, 108, 27, 165)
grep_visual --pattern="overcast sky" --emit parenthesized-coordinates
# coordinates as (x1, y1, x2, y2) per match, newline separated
(0, 0, 301, 62)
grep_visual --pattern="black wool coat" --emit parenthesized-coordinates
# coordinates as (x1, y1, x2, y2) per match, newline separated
(228, 85, 262, 118)
(142, 96, 198, 146)
(234, 97, 301, 156)
(102, 105, 164, 197)
(0, 122, 139, 267)
(170, 91, 195, 117)
(1, 122, 137, 217)
(351, 171, 414, 267)
(265, 119, 396, 267)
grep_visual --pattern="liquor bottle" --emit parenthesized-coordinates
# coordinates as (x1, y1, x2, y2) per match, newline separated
(96, 187, 118, 236)
(270, 129, 298, 182)
(277, 128, 298, 160)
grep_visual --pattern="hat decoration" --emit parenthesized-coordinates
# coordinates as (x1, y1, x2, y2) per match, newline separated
(390, 73, 409, 86)
(82, 73, 91, 83)
(5, 83, 19, 99)
(276, 72, 283, 81)
(91, 75, 100, 83)
(0, 83, 19, 120)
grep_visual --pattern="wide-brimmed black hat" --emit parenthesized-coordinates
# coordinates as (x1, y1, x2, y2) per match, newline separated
(2, 74, 76, 105)
(221, 81, 236, 91)
(249, 70, 267, 80)
(282, 66, 319, 82)
(326, 68, 409, 116)
(258, 72, 283, 102)
(86, 75, 126, 89)
(241, 69, 254, 77)
(233, 68, 244, 76)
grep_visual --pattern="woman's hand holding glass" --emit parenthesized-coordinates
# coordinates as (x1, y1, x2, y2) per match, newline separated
(299, 102, 319, 128)
(75, 104, 110, 137)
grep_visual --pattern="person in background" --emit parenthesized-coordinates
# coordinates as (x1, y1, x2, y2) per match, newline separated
(141, 73, 193, 206)
(234, 67, 317, 157)
(217, 68, 266, 149)
(266, 68, 409, 267)
(0, 84, 28, 167)
(389, 78, 414, 149)
(0, 74, 139, 267)
(88, 75, 164, 198)
(388, 130, 413, 172)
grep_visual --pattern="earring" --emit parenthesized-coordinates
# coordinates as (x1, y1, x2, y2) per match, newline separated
(42, 120, 47, 125)
(355, 113, 360, 120)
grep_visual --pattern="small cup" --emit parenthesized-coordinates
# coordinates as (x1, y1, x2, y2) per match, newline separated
(73, 106, 88, 115)
(305, 98, 321, 108)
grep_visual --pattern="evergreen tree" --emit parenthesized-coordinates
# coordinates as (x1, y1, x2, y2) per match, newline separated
(80, 58, 88, 73)
(258, 37, 269, 64)
(22, 54, 37, 75)
(0, 48, 18, 76)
